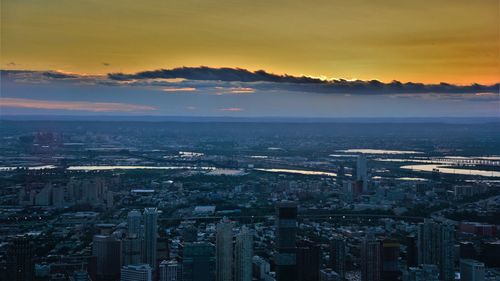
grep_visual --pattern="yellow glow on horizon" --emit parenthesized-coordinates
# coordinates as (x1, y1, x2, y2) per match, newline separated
(1, 0, 498, 85)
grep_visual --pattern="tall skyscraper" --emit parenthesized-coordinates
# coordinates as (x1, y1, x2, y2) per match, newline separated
(356, 154, 367, 180)
(460, 259, 485, 281)
(440, 223, 455, 281)
(361, 233, 382, 281)
(382, 239, 400, 281)
(275, 201, 298, 281)
(296, 240, 320, 281)
(128, 210, 142, 237)
(182, 242, 216, 281)
(356, 154, 368, 192)
(329, 236, 346, 279)
(144, 208, 159, 270)
(6, 236, 35, 281)
(121, 264, 152, 281)
(216, 217, 233, 281)
(405, 235, 417, 268)
(417, 220, 455, 281)
(234, 226, 253, 281)
(159, 260, 183, 281)
(92, 235, 122, 281)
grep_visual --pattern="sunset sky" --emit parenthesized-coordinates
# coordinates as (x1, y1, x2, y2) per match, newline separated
(1, 0, 499, 117)
(2, 0, 499, 84)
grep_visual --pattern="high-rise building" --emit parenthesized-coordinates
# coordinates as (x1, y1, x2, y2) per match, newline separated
(440, 223, 455, 281)
(402, 264, 439, 281)
(216, 217, 233, 281)
(144, 208, 159, 270)
(417, 220, 455, 281)
(329, 236, 346, 279)
(405, 235, 417, 268)
(183, 242, 216, 281)
(72, 270, 91, 281)
(382, 239, 400, 281)
(123, 236, 142, 266)
(121, 264, 152, 281)
(6, 236, 35, 281)
(92, 235, 122, 281)
(296, 240, 320, 281)
(361, 233, 382, 281)
(319, 268, 341, 281)
(356, 154, 367, 180)
(275, 201, 298, 281)
(460, 259, 485, 281)
(159, 260, 183, 281)
(234, 226, 253, 281)
(128, 210, 142, 237)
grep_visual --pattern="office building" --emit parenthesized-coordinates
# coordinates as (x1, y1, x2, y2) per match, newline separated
(127, 210, 142, 237)
(92, 235, 122, 281)
(460, 259, 485, 281)
(297, 240, 320, 281)
(234, 226, 253, 281)
(329, 236, 346, 279)
(121, 264, 152, 281)
(382, 239, 400, 281)
(216, 217, 233, 281)
(361, 233, 382, 281)
(6, 236, 35, 281)
(159, 260, 183, 281)
(183, 242, 216, 281)
(123, 236, 142, 266)
(144, 208, 159, 270)
(275, 201, 298, 281)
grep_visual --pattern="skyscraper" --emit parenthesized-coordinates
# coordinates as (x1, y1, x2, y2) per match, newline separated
(356, 154, 368, 192)
(92, 235, 122, 281)
(319, 268, 341, 281)
(123, 236, 142, 266)
(460, 259, 485, 281)
(216, 217, 233, 281)
(275, 201, 298, 281)
(128, 210, 142, 237)
(144, 208, 159, 270)
(183, 242, 216, 281)
(121, 264, 153, 281)
(361, 233, 382, 281)
(159, 260, 183, 281)
(329, 236, 346, 279)
(382, 239, 400, 281)
(417, 220, 455, 281)
(234, 226, 253, 281)
(6, 236, 35, 281)
(296, 240, 320, 281)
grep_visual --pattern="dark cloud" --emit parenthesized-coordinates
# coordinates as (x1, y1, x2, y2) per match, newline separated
(42, 71, 78, 79)
(102, 62, 110, 66)
(108, 67, 499, 94)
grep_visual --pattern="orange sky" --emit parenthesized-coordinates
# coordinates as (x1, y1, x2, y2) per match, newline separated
(1, 0, 499, 84)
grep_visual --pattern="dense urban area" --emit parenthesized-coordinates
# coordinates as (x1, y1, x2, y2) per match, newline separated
(0, 120, 499, 281)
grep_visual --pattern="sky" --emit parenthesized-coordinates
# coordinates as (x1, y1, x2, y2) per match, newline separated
(0, 0, 499, 117)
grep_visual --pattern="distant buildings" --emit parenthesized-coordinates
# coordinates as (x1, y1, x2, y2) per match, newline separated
(319, 268, 341, 281)
(402, 264, 440, 281)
